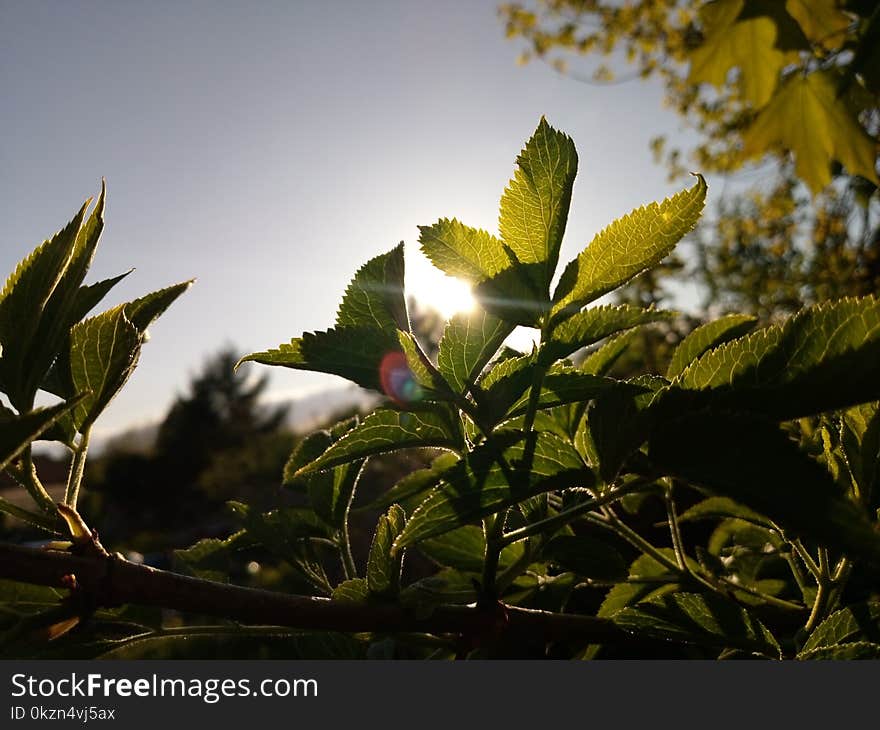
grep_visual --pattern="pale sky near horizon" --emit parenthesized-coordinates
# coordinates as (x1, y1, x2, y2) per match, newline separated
(1, 0, 705, 441)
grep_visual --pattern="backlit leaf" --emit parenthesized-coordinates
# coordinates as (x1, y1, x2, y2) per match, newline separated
(677, 496, 772, 527)
(613, 591, 781, 657)
(799, 602, 880, 655)
(0, 200, 89, 409)
(785, 0, 851, 50)
(437, 308, 514, 394)
(67, 306, 142, 432)
(743, 70, 879, 193)
(362, 451, 460, 512)
(688, 0, 803, 107)
(551, 176, 706, 321)
(419, 524, 524, 573)
(367, 505, 407, 596)
(498, 116, 578, 294)
(123, 280, 194, 334)
(295, 407, 460, 474)
(666, 314, 757, 379)
(675, 296, 880, 419)
(543, 304, 672, 364)
(418, 218, 508, 283)
(393, 431, 592, 550)
(579, 330, 639, 376)
(336, 243, 408, 333)
(239, 326, 401, 393)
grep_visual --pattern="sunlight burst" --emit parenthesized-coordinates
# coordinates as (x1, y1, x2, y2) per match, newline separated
(406, 248, 476, 319)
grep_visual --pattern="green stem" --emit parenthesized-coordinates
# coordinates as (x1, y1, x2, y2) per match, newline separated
(804, 548, 832, 634)
(339, 520, 358, 581)
(0, 497, 59, 533)
(825, 557, 852, 614)
(495, 539, 534, 594)
(791, 540, 822, 579)
(480, 513, 507, 600)
(589, 510, 681, 574)
(499, 483, 645, 547)
(21, 448, 57, 515)
(663, 482, 688, 572)
(593, 508, 803, 609)
(479, 333, 551, 602)
(784, 551, 815, 604)
(713, 575, 805, 612)
(64, 426, 91, 508)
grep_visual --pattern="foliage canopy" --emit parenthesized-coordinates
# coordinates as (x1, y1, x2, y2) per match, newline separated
(1, 120, 880, 659)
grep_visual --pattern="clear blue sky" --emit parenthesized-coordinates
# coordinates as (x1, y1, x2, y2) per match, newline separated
(1, 0, 702, 440)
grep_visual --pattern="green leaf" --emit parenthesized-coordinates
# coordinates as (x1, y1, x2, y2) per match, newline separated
(0, 580, 63, 610)
(0, 497, 58, 532)
(296, 407, 458, 475)
(688, 0, 802, 107)
(840, 402, 880, 502)
(543, 304, 671, 364)
(361, 451, 460, 512)
(505, 369, 636, 418)
(312, 460, 363, 530)
(367, 505, 407, 596)
(584, 375, 667, 483)
(71, 270, 132, 323)
(666, 314, 758, 379)
(332, 578, 369, 603)
(174, 530, 254, 580)
(743, 70, 879, 193)
(798, 642, 880, 660)
(579, 330, 639, 376)
(675, 296, 880, 420)
(123, 280, 194, 333)
(437, 308, 514, 394)
(551, 175, 706, 321)
(0, 199, 90, 409)
(677, 496, 772, 528)
(284, 429, 335, 489)
(228, 502, 330, 593)
(336, 243, 408, 333)
(393, 431, 592, 550)
(419, 525, 524, 573)
(474, 262, 549, 326)
(282, 420, 364, 527)
(239, 326, 401, 393)
(498, 116, 578, 294)
(613, 592, 781, 657)
(400, 568, 479, 608)
(418, 218, 509, 283)
(543, 534, 627, 581)
(0, 397, 85, 471)
(396, 330, 451, 401)
(66, 306, 143, 432)
(228, 502, 331, 542)
(799, 602, 880, 655)
(598, 550, 684, 618)
(475, 353, 536, 423)
(44, 281, 192, 421)
(648, 412, 880, 564)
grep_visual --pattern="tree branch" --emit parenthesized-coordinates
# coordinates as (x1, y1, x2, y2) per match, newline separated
(0, 542, 630, 645)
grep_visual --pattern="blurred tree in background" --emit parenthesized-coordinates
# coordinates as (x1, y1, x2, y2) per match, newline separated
(154, 348, 288, 491)
(85, 348, 293, 551)
(500, 0, 879, 322)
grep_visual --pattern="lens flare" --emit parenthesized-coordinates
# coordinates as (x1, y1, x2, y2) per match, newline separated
(379, 351, 422, 405)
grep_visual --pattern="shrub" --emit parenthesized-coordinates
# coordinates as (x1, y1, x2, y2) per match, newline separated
(1, 121, 879, 659)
